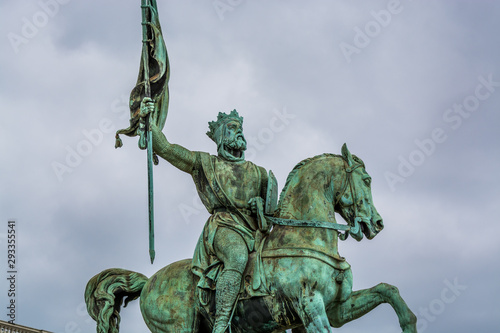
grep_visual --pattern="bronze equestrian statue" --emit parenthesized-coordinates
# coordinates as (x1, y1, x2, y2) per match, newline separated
(85, 103, 417, 332)
(85, 1, 418, 331)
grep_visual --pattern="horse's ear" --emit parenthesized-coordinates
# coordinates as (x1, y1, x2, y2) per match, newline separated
(341, 143, 354, 166)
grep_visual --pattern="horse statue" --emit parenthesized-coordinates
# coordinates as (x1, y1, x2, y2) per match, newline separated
(85, 144, 417, 332)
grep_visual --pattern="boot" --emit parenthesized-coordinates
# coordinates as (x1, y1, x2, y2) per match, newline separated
(212, 269, 242, 333)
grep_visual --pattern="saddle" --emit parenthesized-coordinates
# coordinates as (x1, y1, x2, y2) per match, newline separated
(197, 227, 351, 323)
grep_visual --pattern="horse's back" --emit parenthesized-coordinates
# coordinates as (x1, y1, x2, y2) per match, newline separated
(140, 258, 199, 333)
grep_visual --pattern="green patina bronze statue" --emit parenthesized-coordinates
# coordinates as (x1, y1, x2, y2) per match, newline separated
(147, 100, 273, 332)
(85, 1, 418, 332)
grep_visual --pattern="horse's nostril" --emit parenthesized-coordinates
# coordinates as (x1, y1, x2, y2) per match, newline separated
(376, 219, 384, 230)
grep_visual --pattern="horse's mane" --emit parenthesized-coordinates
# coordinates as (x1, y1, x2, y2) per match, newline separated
(277, 153, 341, 211)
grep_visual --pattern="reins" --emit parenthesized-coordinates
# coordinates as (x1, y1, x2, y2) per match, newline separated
(270, 158, 364, 240)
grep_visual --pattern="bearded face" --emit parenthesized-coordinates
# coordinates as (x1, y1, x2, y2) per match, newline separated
(217, 120, 247, 161)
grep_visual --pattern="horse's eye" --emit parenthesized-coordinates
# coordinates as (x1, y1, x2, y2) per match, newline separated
(364, 178, 371, 187)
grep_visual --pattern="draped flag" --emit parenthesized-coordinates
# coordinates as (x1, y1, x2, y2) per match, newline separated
(114, 0, 169, 264)
(115, 0, 170, 164)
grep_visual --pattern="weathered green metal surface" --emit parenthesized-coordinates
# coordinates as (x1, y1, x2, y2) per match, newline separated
(85, 1, 418, 332)
(86, 141, 417, 332)
(114, 0, 170, 264)
(141, 0, 156, 265)
(267, 217, 351, 231)
(265, 170, 278, 215)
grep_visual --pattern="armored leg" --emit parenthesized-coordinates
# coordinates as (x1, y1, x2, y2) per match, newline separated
(213, 269, 242, 333)
(213, 227, 249, 333)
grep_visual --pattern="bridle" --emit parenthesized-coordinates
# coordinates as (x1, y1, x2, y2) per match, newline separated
(268, 156, 368, 239)
(334, 159, 365, 240)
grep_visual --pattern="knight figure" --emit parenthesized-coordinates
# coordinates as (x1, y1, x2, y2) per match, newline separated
(141, 97, 275, 333)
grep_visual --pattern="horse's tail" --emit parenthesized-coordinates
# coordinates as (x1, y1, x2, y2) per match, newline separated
(85, 268, 148, 333)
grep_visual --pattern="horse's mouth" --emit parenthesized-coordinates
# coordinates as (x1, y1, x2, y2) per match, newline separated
(364, 218, 384, 240)
(349, 219, 364, 241)
(350, 218, 383, 241)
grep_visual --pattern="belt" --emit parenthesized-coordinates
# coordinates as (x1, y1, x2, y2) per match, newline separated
(213, 207, 252, 216)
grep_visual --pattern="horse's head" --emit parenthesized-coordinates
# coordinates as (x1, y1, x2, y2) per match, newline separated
(335, 144, 384, 241)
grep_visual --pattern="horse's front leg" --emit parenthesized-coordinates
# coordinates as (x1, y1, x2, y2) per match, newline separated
(294, 292, 331, 333)
(328, 283, 417, 333)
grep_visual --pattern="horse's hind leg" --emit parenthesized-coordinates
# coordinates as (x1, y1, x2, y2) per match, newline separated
(328, 283, 417, 333)
(295, 292, 330, 332)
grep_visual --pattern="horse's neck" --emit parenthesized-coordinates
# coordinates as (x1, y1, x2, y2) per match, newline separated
(279, 159, 341, 222)
(274, 159, 343, 257)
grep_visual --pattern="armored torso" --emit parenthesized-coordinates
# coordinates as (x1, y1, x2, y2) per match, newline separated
(213, 158, 262, 210)
(192, 152, 265, 214)
(191, 152, 267, 287)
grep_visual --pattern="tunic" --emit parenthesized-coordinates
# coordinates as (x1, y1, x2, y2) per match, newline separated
(190, 152, 266, 290)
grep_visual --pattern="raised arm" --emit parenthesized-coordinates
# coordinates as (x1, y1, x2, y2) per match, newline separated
(142, 98, 196, 174)
(151, 126, 196, 174)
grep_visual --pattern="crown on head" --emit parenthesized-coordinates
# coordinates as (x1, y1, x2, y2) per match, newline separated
(206, 109, 244, 142)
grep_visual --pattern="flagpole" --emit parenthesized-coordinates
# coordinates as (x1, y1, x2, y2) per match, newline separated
(141, 0, 155, 264)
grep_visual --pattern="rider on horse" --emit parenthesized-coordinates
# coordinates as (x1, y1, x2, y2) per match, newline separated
(141, 98, 272, 333)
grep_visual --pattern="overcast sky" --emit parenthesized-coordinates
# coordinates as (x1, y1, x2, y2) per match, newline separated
(1, 1, 499, 332)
